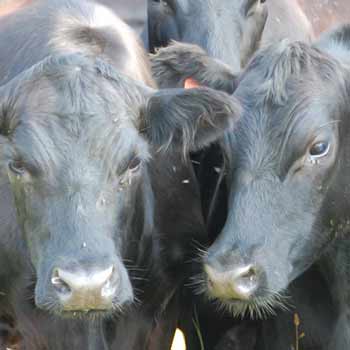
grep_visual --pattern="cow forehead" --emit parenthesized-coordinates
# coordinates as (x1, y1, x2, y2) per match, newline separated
(14, 114, 148, 179)
(7, 62, 149, 177)
(9, 54, 145, 131)
(236, 41, 344, 105)
(230, 48, 347, 171)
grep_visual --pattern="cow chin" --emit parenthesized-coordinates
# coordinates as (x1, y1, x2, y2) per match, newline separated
(208, 292, 289, 320)
(34, 283, 134, 320)
(200, 265, 290, 320)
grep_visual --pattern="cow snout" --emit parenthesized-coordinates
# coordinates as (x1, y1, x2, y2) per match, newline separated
(204, 264, 260, 301)
(51, 266, 118, 311)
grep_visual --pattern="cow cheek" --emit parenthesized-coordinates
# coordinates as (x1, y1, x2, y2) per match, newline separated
(8, 178, 46, 266)
(8, 176, 30, 226)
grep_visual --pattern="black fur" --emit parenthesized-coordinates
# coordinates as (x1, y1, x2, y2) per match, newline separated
(147, 0, 268, 70)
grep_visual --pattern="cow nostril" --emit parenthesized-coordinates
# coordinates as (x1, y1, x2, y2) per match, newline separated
(207, 276, 214, 289)
(51, 269, 71, 295)
(51, 265, 119, 311)
(240, 266, 257, 282)
(232, 265, 260, 299)
(101, 267, 118, 298)
(205, 263, 261, 301)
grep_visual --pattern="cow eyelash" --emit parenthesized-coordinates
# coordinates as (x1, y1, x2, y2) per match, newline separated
(118, 157, 142, 188)
(8, 160, 26, 176)
(308, 141, 330, 163)
(128, 157, 141, 173)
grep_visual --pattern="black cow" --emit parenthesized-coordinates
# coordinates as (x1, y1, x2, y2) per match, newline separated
(201, 27, 350, 349)
(147, 0, 313, 71)
(0, 1, 241, 349)
(150, 29, 350, 348)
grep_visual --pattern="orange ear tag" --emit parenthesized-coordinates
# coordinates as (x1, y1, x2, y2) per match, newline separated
(184, 77, 200, 89)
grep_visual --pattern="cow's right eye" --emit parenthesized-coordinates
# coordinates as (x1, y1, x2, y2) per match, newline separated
(8, 161, 25, 176)
(128, 157, 141, 173)
(309, 141, 330, 159)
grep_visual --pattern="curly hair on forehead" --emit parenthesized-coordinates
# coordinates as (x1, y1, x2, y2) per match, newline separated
(0, 53, 150, 181)
(240, 40, 343, 106)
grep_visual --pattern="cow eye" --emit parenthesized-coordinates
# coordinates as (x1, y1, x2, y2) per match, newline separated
(118, 158, 142, 188)
(9, 160, 25, 176)
(309, 141, 330, 159)
(128, 157, 141, 173)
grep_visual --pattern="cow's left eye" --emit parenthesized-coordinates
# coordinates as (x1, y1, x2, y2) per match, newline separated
(9, 161, 26, 176)
(309, 141, 330, 159)
(128, 157, 141, 173)
(119, 158, 142, 188)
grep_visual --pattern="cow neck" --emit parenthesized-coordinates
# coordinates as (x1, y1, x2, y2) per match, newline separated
(317, 237, 350, 313)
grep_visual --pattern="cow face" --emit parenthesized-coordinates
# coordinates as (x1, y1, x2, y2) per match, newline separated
(202, 41, 350, 318)
(148, 0, 268, 70)
(0, 54, 240, 318)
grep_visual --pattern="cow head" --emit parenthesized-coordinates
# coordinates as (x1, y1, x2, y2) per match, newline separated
(0, 53, 240, 318)
(201, 41, 350, 318)
(148, 0, 268, 70)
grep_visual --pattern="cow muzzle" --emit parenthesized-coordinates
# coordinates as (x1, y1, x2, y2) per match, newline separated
(204, 263, 260, 301)
(51, 265, 119, 311)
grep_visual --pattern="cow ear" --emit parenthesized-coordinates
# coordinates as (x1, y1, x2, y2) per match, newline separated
(142, 87, 241, 155)
(150, 42, 237, 94)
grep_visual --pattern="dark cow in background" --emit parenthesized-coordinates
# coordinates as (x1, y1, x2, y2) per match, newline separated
(0, 0, 241, 349)
(147, 0, 313, 71)
(95, 0, 147, 35)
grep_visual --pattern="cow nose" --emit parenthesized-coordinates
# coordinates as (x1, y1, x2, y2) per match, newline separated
(204, 264, 259, 301)
(51, 266, 117, 311)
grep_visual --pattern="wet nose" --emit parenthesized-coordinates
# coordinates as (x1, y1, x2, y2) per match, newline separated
(204, 264, 259, 301)
(51, 266, 117, 311)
